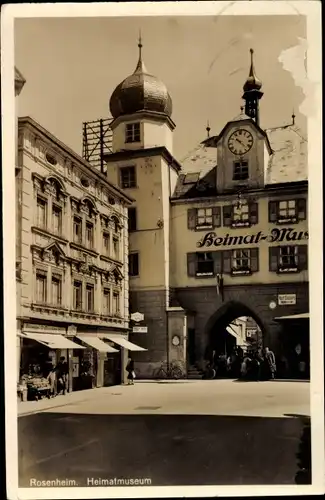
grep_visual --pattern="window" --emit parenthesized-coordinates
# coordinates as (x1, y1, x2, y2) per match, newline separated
(86, 284, 94, 312)
(120, 166, 136, 189)
(128, 207, 137, 231)
(224, 248, 259, 275)
(269, 199, 306, 224)
(51, 275, 62, 305)
(52, 205, 62, 235)
(85, 222, 94, 249)
(35, 271, 47, 303)
(36, 197, 47, 229)
(102, 288, 110, 315)
(223, 202, 258, 227)
(112, 292, 120, 316)
(129, 253, 139, 277)
(102, 232, 110, 255)
(73, 217, 82, 244)
(197, 208, 213, 227)
(112, 237, 119, 261)
(233, 203, 249, 223)
(269, 245, 308, 273)
(279, 246, 298, 268)
(233, 160, 249, 181)
(125, 123, 141, 143)
(187, 207, 221, 230)
(196, 252, 214, 276)
(73, 281, 82, 310)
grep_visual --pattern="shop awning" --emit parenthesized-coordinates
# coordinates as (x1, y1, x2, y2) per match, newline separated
(76, 335, 119, 353)
(226, 326, 239, 338)
(20, 332, 85, 349)
(274, 313, 309, 321)
(101, 334, 147, 351)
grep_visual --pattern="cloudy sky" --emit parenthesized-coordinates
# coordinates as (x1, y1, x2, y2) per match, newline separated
(15, 15, 306, 161)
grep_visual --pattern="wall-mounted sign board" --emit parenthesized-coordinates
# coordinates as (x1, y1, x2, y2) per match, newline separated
(132, 326, 148, 333)
(278, 294, 296, 306)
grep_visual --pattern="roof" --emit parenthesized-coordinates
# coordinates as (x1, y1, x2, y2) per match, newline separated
(265, 124, 307, 184)
(18, 116, 134, 204)
(15, 67, 26, 85)
(172, 120, 307, 200)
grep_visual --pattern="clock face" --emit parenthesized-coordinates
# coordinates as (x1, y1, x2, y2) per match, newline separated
(228, 129, 254, 155)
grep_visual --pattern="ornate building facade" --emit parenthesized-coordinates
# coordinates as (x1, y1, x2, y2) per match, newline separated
(15, 96, 147, 389)
(105, 41, 309, 379)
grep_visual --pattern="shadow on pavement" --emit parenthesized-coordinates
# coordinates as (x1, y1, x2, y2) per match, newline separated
(18, 412, 311, 487)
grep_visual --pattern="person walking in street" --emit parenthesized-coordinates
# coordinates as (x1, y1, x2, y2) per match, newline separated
(56, 356, 68, 394)
(264, 346, 276, 380)
(47, 367, 57, 398)
(126, 357, 135, 385)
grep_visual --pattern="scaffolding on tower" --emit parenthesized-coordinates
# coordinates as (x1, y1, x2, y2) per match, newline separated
(82, 118, 113, 174)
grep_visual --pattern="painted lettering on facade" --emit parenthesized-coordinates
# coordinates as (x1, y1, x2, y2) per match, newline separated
(197, 228, 309, 248)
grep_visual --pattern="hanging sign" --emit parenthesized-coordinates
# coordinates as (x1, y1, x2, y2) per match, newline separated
(197, 228, 308, 248)
(131, 312, 144, 323)
(278, 294, 297, 306)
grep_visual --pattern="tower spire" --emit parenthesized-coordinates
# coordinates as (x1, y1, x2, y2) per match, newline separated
(206, 120, 211, 138)
(242, 48, 263, 126)
(134, 30, 148, 74)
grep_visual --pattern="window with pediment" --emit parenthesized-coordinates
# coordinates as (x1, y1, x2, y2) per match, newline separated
(33, 175, 67, 236)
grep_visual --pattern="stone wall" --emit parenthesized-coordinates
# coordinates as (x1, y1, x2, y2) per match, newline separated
(175, 282, 309, 368)
(129, 289, 168, 377)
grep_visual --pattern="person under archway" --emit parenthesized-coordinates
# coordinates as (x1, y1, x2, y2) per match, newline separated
(264, 347, 276, 380)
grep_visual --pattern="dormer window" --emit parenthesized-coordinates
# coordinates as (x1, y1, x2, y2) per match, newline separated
(233, 160, 249, 181)
(125, 123, 141, 143)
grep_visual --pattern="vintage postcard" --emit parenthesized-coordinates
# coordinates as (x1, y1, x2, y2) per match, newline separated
(1, 1, 324, 499)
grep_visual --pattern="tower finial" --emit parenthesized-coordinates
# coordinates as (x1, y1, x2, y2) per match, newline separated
(242, 48, 263, 125)
(292, 109, 296, 125)
(134, 30, 148, 74)
(206, 120, 211, 138)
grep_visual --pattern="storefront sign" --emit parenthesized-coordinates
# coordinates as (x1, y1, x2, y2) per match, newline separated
(132, 326, 148, 333)
(197, 228, 308, 248)
(278, 294, 297, 306)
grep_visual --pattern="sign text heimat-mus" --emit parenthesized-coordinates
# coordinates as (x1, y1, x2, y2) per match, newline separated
(197, 227, 309, 248)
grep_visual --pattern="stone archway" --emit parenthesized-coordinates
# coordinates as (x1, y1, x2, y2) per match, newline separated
(204, 300, 267, 360)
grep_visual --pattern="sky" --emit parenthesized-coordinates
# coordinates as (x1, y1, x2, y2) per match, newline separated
(15, 15, 306, 162)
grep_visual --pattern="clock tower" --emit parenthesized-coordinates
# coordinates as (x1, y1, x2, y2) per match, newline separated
(242, 49, 263, 126)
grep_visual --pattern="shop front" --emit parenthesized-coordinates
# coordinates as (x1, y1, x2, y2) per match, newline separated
(275, 313, 310, 379)
(18, 331, 85, 401)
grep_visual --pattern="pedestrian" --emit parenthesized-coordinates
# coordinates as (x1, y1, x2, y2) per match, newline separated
(56, 356, 68, 394)
(47, 368, 57, 398)
(126, 357, 135, 385)
(264, 346, 276, 380)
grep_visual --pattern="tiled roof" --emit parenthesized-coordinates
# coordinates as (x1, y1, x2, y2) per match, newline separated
(265, 124, 307, 184)
(172, 122, 307, 199)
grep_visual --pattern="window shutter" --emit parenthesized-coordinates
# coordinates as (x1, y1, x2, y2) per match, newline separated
(297, 198, 307, 220)
(268, 201, 278, 222)
(212, 206, 221, 227)
(249, 202, 259, 225)
(187, 253, 197, 277)
(187, 209, 197, 230)
(212, 251, 222, 274)
(269, 247, 279, 272)
(222, 250, 232, 274)
(250, 248, 259, 272)
(298, 245, 308, 270)
(223, 205, 233, 227)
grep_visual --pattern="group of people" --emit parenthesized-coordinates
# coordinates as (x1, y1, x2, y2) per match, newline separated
(206, 346, 277, 381)
(46, 356, 69, 397)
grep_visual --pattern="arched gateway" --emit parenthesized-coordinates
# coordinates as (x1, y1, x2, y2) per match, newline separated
(204, 300, 268, 360)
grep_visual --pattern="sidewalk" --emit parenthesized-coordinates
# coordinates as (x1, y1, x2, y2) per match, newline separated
(18, 386, 116, 417)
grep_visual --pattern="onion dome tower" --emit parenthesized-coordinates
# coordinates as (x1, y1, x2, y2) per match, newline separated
(242, 48, 263, 126)
(109, 35, 173, 120)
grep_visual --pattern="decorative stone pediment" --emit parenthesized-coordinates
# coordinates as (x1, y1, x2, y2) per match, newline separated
(42, 241, 66, 265)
